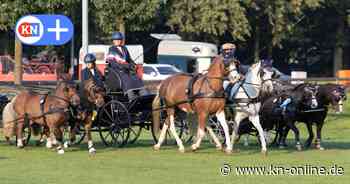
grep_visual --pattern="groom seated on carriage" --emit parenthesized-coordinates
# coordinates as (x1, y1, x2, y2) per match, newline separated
(81, 53, 104, 87)
(105, 31, 148, 100)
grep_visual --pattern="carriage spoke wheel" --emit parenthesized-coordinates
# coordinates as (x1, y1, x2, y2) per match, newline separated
(127, 125, 142, 144)
(208, 116, 225, 144)
(151, 110, 193, 145)
(98, 100, 130, 147)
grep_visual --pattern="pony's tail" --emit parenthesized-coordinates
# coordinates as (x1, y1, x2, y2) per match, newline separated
(152, 94, 161, 134)
(2, 96, 18, 141)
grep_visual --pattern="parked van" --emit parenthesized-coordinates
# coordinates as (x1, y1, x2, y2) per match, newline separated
(157, 40, 218, 73)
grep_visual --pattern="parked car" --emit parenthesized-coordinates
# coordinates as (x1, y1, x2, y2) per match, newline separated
(143, 64, 181, 80)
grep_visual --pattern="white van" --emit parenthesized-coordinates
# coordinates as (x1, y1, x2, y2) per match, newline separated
(157, 40, 218, 73)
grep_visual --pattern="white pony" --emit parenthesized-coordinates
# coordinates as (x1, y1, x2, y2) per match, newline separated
(225, 60, 274, 155)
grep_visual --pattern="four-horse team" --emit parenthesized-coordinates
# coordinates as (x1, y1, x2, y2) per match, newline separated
(1, 32, 347, 155)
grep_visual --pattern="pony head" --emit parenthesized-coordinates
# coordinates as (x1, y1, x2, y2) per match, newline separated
(259, 59, 274, 94)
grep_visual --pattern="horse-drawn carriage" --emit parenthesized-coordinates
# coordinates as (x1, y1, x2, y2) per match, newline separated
(72, 64, 185, 147)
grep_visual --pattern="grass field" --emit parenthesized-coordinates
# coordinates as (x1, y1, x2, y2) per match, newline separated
(1, 102, 350, 184)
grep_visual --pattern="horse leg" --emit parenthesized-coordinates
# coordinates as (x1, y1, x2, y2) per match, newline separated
(37, 125, 49, 146)
(47, 126, 57, 150)
(167, 110, 185, 153)
(16, 120, 25, 148)
(85, 116, 96, 154)
(304, 122, 314, 148)
(231, 112, 246, 151)
(279, 126, 290, 148)
(216, 111, 232, 153)
(55, 127, 65, 155)
(286, 121, 302, 151)
(206, 126, 222, 150)
(315, 122, 325, 150)
(153, 116, 170, 151)
(249, 115, 267, 155)
(191, 112, 207, 151)
(243, 134, 249, 146)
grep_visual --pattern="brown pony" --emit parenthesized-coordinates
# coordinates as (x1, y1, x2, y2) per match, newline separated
(66, 78, 105, 154)
(152, 56, 239, 153)
(13, 77, 80, 154)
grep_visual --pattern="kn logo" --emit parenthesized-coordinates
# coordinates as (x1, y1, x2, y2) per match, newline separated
(15, 14, 74, 45)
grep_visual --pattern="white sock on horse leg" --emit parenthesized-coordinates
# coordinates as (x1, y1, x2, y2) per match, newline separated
(192, 128, 205, 149)
(155, 123, 168, 148)
(169, 115, 184, 151)
(216, 111, 232, 151)
(46, 138, 52, 148)
(250, 116, 267, 151)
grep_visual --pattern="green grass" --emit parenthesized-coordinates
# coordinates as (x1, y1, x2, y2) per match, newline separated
(1, 104, 350, 184)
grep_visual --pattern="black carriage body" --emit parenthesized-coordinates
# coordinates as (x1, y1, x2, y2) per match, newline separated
(92, 63, 156, 146)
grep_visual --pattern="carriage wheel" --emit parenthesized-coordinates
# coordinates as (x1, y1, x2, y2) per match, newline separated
(97, 100, 130, 147)
(207, 116, 235, 144)
(207, 116, 225, 144)
(127, 125, 142, 144)
(151, 110, 193, 145)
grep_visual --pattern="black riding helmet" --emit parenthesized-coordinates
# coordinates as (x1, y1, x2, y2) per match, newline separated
(84, 53, 96, 64)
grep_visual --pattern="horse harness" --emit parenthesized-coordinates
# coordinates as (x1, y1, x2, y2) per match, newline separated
(186, 73, 226, 104)
(29, 94, 73, 124)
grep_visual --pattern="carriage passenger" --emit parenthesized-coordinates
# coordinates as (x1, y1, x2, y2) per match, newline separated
(81, 53, 104, 87)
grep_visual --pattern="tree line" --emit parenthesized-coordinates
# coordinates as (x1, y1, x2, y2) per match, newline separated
(0, 0, 349, 79)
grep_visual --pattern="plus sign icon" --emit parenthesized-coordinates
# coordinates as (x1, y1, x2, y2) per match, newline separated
(15, 15, 74, 45)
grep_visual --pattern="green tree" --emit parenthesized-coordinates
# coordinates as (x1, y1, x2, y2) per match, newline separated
(242, 0, 323, 61)
(166, 0, 250, 42)
(92, 0, 161, 36)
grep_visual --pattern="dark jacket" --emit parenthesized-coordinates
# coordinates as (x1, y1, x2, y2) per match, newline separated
(107, 46, 136, 73)
(81, 67, 104, 87)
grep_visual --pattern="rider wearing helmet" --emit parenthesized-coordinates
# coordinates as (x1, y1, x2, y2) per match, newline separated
(105, 32, 148, 100)
(81, 53, 104, 87)
(106, 32, 136, 74)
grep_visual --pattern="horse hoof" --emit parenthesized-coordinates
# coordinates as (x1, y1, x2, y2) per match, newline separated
(153, 145, 160, 151)
(57, 149, 65, 155)
(178, 148, 185, 153)
(89, 147, 96, 155)
(261, 150, 268, 156)
(46, 142, 53, 149)
(17, 145, 24, 149)
(316, 145, 325, 151)
(191, 145, 198, 152)
(64, 142, 70, 149)
(216, 145, 223, 151)
(224, 148, 232, 155)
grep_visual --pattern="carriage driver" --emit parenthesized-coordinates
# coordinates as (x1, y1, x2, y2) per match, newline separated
(106, 31, 137, 75)
(81, 53, 104, 87)
(106, 31, 148, 99)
